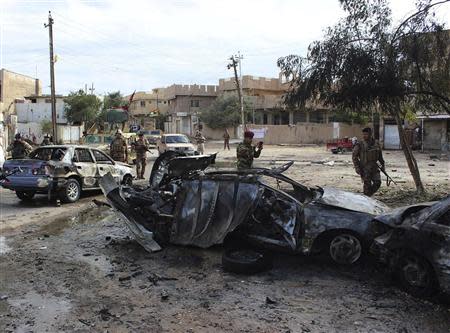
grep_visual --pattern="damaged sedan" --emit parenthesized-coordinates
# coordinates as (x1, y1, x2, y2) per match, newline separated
(100, 152, 391, 270)
(371, 196, 450, 297)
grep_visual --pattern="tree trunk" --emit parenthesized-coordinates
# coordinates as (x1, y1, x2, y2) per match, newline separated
(392, 110, 425, 194)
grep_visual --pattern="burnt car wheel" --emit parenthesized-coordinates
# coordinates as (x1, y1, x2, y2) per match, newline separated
(396, 254, 437, 297)
(16, 191, 35, 201)
(329, 233, 363, 265)
(60, 178, 81, 203)
(122, 174, 133, 186)
(222, 248, 272, 274)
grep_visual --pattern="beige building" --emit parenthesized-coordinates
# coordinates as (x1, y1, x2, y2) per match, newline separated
(0, 69, 41, 146)
(125, 88, 169, 131)
(164, 84, 219, 135)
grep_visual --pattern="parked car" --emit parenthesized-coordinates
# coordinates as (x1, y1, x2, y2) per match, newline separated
(1, 145, 135, 203)
(141, 129, 163, 146)
(156, 134, 197, 156)
(371, 196, 450, 297)
(100, 152, 391, 268)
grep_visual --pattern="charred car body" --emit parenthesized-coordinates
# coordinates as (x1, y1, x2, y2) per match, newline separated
(101, 152, 390, 265)
(371, 196, 450, 297)
(1, 145, 135, 203)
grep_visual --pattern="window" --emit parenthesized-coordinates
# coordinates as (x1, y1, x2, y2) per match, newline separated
(436, 209, 450, 226)
(140, 101, 146, 107)
(163, 101, 167, 104)
(92, 150, 113, 164)
(190, 100, 200, 107)
(75, 148, 93, 163)
(30, 148, 67, 161)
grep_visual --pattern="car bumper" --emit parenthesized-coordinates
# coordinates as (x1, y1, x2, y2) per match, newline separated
(1, 176, 59, 193)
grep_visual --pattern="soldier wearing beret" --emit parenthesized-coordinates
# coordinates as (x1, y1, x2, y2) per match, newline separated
(236, 130, 263, 169)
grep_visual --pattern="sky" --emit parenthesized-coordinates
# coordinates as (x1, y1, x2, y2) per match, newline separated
(1, 0, 449, 96)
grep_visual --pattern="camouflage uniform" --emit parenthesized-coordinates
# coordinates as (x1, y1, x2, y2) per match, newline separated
(7, 140, 33, 159)
(134, 137, 149, 179)
(236, 142, 262, 169)
(194, 132, 206, 154)
(110, 136, 128, 162)
(352, 138, 385, 196)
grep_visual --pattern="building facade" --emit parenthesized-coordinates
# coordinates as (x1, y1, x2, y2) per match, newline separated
(0, 69, 41, 146)
(125, 89, 169, 131)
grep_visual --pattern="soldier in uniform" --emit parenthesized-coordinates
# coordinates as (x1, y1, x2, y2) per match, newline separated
(109, 129, 128, 163)
(223, 129, 230, 150)
(236, 130, 263, 169)
(7, 133, 33, 159)
(133, 131, 149, 179)
(194, 130, 206, 154)
(352, 127, 385, 196)
(41, 134, 51, 146)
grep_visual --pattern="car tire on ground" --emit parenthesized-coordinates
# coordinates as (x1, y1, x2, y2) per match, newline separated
(16, 190, 35, 201)
(60, 178, 81, 203)
(122, 174, 133, 186)
(222, 248, 272, 274)
(328, 232, 363, 265)
(396, 253, 437, 298)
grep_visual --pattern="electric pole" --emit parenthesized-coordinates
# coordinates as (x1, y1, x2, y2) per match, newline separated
(45, 11, 57, 143)
(227, 52, 244, 128)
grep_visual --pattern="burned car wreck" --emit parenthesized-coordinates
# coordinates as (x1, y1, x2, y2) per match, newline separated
(371, 196, 450, 297)
(100, 152, 390, 267)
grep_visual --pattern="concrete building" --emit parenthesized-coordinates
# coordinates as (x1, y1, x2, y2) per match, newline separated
(0, 69, 41, 147)
(164, 84, 219, 135)
(15, 95, 84, 144)
(126, 89, 169, 131)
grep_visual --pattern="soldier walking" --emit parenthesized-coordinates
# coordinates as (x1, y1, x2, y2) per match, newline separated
(133, 131, 149, 179)
(110, 129, 128, 163)
(352, 127, 385, 196)
(236, 130, 263, 169)
(223, 129, 230, 150)
(7, 133, 33, 159)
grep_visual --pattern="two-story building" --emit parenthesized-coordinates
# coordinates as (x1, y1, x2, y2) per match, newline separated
(0, 69, 41, 146)
(126, 88, 169, 131)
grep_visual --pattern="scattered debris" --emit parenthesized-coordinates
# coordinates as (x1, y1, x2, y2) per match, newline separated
(160, 290, 169, 301)
(147, 273, 178, 286)
(265, 296, 278, 305)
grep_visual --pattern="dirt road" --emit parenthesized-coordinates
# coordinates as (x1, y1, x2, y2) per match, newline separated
(0, 145, 449, 332)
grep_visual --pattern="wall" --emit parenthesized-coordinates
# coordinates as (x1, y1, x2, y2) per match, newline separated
(164, 84, 219, 100)
(423, 120, 447, 150)
(16, 101, 66, 124)
(168, 95, 217, 115)
(202, 125, 237, 140)
(17, 122, 84, 144)
(244, 123, 367, 145)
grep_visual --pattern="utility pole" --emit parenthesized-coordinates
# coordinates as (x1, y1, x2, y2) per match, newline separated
(227, 52, 244, 128)
(45, 11, 57, 143)
(89, 82, 95, 95)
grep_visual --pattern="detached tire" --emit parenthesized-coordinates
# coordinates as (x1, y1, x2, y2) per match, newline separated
(222, 248, 272, 274)
(16, 191, 35, 201)
(60, 178, 81, 203)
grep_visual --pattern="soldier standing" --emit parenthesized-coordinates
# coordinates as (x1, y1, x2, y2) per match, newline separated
(223, 129, 230, 150)
(352, 127, 385, 196)
(236, 130, 263, 169)
(41, 134, 51, 146)
(133, 132, 149, 179)
(7, 133, 33, 159)
(110, 129, 128, 163)
(194, 130, 206, 154)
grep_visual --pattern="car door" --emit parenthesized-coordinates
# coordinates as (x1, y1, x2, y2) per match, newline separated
(91, 149, 120, 183)
(73, 148, 98, 188)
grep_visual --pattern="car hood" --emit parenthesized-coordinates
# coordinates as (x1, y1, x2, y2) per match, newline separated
(374, 202, 436, 227)
(317, 187, 390, 215)
(165, 143, 195, 148)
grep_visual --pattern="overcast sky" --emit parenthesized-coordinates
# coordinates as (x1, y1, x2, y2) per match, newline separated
(1, 0, 449, 96)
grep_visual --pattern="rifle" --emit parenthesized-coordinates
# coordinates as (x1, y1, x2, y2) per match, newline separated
(377, 163, 397, 186)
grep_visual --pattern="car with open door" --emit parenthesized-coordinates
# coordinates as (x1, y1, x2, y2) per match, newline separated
(1, 145, 135, 203)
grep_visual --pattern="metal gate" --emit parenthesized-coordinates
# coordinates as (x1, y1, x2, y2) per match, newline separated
(384, 124, 400, 149)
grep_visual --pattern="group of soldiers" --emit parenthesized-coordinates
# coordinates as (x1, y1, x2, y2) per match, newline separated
(4, 126, 384, 196)
(109, 130, 149, 179)
(236, 127, 384, 197)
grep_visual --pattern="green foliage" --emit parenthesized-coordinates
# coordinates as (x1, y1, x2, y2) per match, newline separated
(103, 91, 126, 111)
(199, 95, 251, 129)
(278, 0, 450, 116)
(40, 120, 52, 134)
(64, 90, 102, 126)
